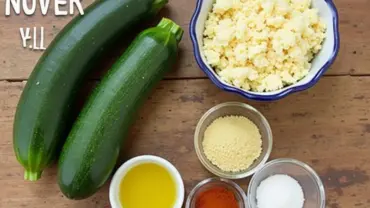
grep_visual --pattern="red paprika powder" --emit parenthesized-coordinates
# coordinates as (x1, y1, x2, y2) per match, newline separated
(195, 186, 239, 208)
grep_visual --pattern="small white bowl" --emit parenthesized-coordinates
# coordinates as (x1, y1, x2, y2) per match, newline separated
(190, 0, 340, 101)
(109, 155, 185, 208)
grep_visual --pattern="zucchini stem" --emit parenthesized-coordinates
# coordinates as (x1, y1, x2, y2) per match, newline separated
(24, 170, 41, 181)
(157, 18, 184, 43)
(151, 0, 168, 15)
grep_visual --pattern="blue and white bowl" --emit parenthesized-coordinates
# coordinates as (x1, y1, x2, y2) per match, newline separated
(190, 0, 340, 101)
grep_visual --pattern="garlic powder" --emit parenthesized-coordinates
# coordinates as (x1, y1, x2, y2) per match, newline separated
(202, 115, 262, 172)
(203, 0, 327, 92)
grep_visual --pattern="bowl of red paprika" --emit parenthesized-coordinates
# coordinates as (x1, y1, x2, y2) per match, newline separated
(185, 177, 247, 208)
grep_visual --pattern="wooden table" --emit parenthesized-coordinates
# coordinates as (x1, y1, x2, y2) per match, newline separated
(1, 0, 369, 207)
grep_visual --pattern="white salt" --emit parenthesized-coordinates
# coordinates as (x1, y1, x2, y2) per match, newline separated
(256, 174, 305, 208)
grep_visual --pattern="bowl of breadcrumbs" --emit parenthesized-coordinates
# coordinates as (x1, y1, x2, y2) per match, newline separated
(194, 102, 273, 179)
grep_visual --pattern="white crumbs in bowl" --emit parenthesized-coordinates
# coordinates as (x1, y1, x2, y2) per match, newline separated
(202, 0, 327, 92)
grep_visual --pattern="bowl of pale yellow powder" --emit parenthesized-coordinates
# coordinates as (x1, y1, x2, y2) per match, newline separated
(190, 0, 339, 100)
(194, 102, 273, 179)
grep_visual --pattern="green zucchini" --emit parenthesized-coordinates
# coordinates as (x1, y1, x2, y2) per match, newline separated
(13, 0, 168, 181)
(58, 18, 183, 200)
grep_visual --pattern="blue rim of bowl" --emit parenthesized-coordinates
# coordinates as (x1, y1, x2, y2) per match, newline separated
(189, 0, 340, 101)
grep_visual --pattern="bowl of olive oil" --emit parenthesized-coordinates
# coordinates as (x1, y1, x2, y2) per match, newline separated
(109, 155, 185, 208)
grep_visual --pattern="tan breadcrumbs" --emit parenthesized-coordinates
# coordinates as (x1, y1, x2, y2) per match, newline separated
(202, 115, 262, 172)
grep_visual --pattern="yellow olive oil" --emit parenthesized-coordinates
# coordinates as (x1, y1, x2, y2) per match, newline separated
(119, 163, 177, 208)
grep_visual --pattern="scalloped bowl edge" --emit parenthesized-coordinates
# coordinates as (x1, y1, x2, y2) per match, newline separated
(189, 0, 340, 101)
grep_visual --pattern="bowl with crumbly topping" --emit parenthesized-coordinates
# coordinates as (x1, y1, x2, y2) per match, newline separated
(190, 0, 339, 101)
(194, 102, 273, 179)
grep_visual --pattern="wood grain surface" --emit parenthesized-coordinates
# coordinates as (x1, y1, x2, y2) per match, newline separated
(1, 0, 370, 208)
(0, 0, 369, 80)
(1, 77, 370, 208)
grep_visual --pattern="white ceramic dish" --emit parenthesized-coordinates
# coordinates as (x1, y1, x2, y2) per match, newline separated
(109, 155, 185, 208)
(190, 0, 340, 101)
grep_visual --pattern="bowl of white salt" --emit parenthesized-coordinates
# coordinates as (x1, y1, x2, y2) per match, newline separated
(247, 158, 325, 208)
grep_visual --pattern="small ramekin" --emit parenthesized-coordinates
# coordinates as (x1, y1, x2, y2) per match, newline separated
(109, 155, 185, 208)
(247, 158, 325, 208)
(194, 102, 273, 179)
(185, 177, 247, 208)
(190, 0, 340, 101)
